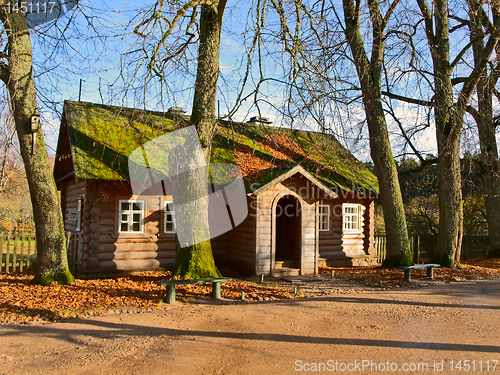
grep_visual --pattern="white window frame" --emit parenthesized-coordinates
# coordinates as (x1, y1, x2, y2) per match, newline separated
(343, 203, 361, 233)
(75, 197, 82, 231)
(318, 205, 330, 231)
(164, 200, 176, 233)
(118, 199, 145, 233)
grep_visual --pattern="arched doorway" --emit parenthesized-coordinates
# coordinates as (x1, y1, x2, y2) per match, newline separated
(275, 195, 301, 269)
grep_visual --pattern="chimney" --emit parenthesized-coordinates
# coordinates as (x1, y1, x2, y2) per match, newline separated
(167, 107, 186, 115)
(247, 116, 272, 125)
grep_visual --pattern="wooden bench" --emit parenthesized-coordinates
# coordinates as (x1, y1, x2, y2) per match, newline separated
(157, 277, 231, 303)
(397, 264, 440, 282)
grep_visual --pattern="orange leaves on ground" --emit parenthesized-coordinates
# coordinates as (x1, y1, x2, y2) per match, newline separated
(2, 258, 499, 324)
(320, 257, 500, 288)
(0, 271, 300, 324)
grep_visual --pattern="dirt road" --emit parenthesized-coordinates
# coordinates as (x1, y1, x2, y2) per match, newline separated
(1, 278, 499, 374)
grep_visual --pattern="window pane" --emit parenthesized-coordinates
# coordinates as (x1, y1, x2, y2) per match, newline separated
(343, 204, 360, 231)
(121, 202, 129, 211)
(133, 213, 141, 222)
(166, 214, 173, 222)
(132, 223, 140, 232)
(132, 202, 142, 211)
(120, 223, 128, 232)
(166, 223, 173, 232)
(121, 213, 128, 222)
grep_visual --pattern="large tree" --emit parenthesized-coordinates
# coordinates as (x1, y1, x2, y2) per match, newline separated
(173, 0, 226, 278)
(466, 3, 500, 258)
(0, 4, 73, 284)
(416, 0, 500, 267)
(340, 0, 412, 266)
(231, 0, 413, 266)
(135, 0, 227, 278)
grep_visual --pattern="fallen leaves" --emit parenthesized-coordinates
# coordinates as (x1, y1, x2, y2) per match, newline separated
(1, 258, 499, 325)
(0, 271, 300, 324)
(320, 257, 500, 288)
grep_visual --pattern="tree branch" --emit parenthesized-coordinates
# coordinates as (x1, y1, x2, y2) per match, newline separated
(0, 61, 8, 84)
(381, 90, 433, 106)
(416, 0, 436, 55)
(457, 6, 500, 112)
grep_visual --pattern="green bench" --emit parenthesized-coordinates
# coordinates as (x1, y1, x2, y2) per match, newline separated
(157, 277, 231, 303)
(397, 264, 440, 282)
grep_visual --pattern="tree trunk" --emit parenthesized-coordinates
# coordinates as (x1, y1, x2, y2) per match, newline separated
(0, 8, 74, 284)
(417, 0, 500, 267)
(434, 118, 463, 267)
(342, 0, 412, 267)
(477, 90, 500, 258)
(429, 0, 463, 268)
(170, 143, 221, 279)
(191, 0, 227, 162)
(469, 5, 500, 259)
(173, 0, 227, 279)
(365, 97, 412, 267)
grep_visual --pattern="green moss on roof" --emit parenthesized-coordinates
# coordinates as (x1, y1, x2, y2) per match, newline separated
(61, 101, 378, 193)
(64, 101, 177, 180)
(212, 122, 379, 193)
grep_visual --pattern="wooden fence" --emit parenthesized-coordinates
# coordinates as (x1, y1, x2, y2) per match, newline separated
(0, 232, 36, 273)
(375, 234, 490, 263)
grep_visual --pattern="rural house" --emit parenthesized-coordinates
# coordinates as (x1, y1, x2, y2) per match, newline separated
(54, 101, 379, 277)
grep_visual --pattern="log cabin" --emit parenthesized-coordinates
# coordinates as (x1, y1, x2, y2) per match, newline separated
(54, 101, 379, 277)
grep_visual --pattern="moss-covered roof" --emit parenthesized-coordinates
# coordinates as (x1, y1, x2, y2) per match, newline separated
(60, 101, 179, 181)
(56, 101, 378, 193)
(211, 121, 378, 193)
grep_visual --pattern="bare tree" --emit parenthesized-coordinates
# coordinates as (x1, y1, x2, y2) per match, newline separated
(415, 0, 500, 267)
(466, 2, 500, 258)
(337, 0, 412, 266)
(0, 99, 20, 195)
(132, 0, 228, 278)
(0, 4, 74, 284)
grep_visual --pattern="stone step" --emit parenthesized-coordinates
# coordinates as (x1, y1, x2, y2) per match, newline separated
(275, 267, 300, 277)
(276, 261, 300, 269)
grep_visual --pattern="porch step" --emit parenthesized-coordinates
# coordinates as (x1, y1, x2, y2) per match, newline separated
(275, 261, 300, 270)
(275, 267, 300, 277)
(318, 257, 328, 267)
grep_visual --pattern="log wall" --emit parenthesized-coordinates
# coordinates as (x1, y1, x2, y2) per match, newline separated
(318, 197, 376, 265)
(60, 178, 377, 276)
(226, 196, 257, 275)
(60, 180, 235, 275)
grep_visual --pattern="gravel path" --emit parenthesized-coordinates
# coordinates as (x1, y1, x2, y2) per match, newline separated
(1, 277, 499, 374)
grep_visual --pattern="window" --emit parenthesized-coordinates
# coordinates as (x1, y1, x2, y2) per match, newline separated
(164, 200, 176, 233)
(119, 200, 145, 233)
(318, 205, 330, 231)
(343, 204, 360, 232)
(76, 198, 82, 231)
